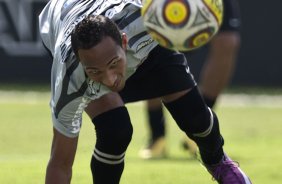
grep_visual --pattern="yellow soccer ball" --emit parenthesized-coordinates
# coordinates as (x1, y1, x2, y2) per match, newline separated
(141, 0, 223, 51)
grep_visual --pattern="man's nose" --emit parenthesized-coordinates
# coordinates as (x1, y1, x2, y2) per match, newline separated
(102, 71, 116, 87)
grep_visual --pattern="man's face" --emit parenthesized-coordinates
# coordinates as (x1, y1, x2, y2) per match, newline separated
(78, 36, 127, 92)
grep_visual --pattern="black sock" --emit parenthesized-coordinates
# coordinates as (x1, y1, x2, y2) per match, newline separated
(147, 106, 165, 140)
(203, 95, 217, 109)
(91, 107, 132, 184)
(164, 87, 224, 165)
(193, 112, 224, 165)
(91, 155, 124, 184)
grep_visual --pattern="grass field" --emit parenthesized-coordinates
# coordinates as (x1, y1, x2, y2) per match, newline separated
(0, 89, 282, 184)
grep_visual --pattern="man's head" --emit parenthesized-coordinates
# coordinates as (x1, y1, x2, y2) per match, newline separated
(71, 15, 127, 92)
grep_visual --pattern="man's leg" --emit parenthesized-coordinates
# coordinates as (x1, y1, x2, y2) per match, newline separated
(182, 31, 241, 154)
(146, 99, 166, 141)
(85, 93, 133, 184)
(162, 87, 252, 183)
(199, 31, 241, 108)
(139, 98, 167, 159)
(162, 88, 224, 164)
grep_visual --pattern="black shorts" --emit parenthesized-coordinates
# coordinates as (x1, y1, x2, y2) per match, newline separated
(119, 46, 196, 103)
(220, 0, 241, 32)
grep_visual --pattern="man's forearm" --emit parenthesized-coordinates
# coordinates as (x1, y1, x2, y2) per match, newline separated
(45, 164, 72, 184)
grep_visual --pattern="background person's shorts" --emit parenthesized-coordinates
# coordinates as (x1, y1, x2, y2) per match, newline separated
(220, 0, 241, 32)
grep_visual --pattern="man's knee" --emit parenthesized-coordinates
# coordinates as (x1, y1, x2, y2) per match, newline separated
(92, 107, 133, 157)
(164, 87, 212, 134)
(90, 107, 132, 183)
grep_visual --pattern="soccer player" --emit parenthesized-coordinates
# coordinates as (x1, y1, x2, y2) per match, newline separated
(139, 0, 242, 159)
(39, 0, 251, 184)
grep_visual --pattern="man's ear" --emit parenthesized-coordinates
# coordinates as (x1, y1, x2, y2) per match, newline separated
(121, 33, 127, 49)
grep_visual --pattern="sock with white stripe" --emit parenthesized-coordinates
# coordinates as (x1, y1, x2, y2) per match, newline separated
(202, 95, 217, 109)
(164, 87, 224, 165)
(91, 106, 133, 184)
(91, 155, 124, 184)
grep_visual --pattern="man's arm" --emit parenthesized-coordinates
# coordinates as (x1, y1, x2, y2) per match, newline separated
(45, 128, 78, 184)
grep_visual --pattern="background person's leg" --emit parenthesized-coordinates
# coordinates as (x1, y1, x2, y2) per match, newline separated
(139, 98, 167, 159)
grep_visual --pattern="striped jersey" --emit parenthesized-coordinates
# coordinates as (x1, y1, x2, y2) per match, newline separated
(39, 0, 158, 137)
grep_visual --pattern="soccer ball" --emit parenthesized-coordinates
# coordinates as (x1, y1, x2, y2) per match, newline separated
(141, 0, 223, 51)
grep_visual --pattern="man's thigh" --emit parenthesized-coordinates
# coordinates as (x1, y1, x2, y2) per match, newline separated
(119, 46, 196, 103)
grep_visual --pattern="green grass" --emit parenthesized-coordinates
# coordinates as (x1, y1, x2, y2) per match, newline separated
(0, 90, 282, 184)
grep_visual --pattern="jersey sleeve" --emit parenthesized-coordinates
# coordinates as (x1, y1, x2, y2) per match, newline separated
(49, 55, 92, 138)
(51, 95, 91, 138)
(39, 1, 54, 54)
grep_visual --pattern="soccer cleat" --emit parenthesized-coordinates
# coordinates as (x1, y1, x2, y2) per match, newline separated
(181, 137, 198, 158)
(139, 137, 167, 159)
(204, 153, 252, 184)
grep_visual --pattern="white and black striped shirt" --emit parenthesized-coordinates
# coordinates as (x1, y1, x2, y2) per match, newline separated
(39, 0, 158, 137)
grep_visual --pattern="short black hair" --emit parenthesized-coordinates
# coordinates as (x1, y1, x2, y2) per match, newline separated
(71, 15, 122, 58)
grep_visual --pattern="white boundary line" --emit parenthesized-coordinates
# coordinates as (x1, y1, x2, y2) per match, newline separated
(0, 91, 50, 104)
(1, 91, 282, 107)
(218, 94, 282, 107)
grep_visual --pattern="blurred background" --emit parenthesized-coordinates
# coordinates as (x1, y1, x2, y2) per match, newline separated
(0, 0, 281, 88)
(0, 1, 282, 184)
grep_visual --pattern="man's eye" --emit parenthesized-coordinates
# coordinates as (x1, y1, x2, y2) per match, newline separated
(111, 60, 118, 66)
(88, 70, 99, 75)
